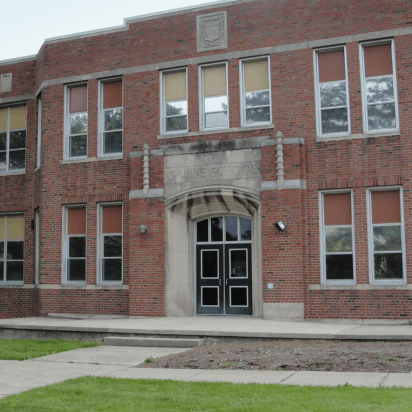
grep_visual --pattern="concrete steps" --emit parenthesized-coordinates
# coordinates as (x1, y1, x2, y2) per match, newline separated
(104, 336, 201, 348)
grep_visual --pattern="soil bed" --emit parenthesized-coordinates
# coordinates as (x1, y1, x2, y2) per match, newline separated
(138, 339, 412, 373)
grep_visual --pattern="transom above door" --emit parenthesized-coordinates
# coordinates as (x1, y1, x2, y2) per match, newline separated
(196, 216, 252, 315)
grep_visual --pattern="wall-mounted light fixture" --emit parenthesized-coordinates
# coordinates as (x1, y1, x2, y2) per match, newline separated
(274, 221, 286, 232)
(139, 225, 147, 234)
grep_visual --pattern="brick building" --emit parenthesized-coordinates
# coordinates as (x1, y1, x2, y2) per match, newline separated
(1, 0, 411, 320)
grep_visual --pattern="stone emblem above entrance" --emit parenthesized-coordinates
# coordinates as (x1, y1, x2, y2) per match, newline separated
(197, 11, 227, 52)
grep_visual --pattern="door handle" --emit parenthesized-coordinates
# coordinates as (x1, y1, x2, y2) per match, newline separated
(225, 278, 228, 286)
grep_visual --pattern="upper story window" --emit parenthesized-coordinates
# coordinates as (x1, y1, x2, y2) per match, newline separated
(314, 48, 350, 137)
(360, 41, 398, 133)
(161, 69, 188, 134)
(65, 84, 87, 159)
(36, 96, 42, 169)
(99, 79, 123, 156)
(0, 105, 26, 172)
(240, 57, 271, 126)
(200, 63, 228, 130)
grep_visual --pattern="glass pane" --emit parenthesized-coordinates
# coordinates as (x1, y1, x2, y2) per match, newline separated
(7, 241, 24, 259)
(374, 253, 403, 279)
(240, 218, 252, 241)
(225, 216, 238, 241)
(6, 261, 23, 281)
(231, 287, 247, 306)
(69, 237, 85, 258)
(373, 226, 401, 252)
(202, 287, 218, 306)
(104, 108, 123, 131)
(367, 103, 396, 130)
(9, 130, 26, 149)
(0, 152, 5, 171)
(70, 113, 88, 135)
(325, 227, 352, 253)
(211, 217, 223, 242)
(197, 220, 208, 242)
(0, 261, 3, 281)
(0, 242, 3, 259)
(103, 131, 122, 154)
(104, 235, 122, 257)
(166, 101, 187, 117)
(230, 249, 247, 278)
(205, 112, 228, 129)
(245, 107, 270, 124)
(205, 96, 228, 113)
(103, 258, 122, 281)
(68, 259, 85, 281)
(245, 90, 270, 108)
(9, 150, 25, 170)
(166, 116, 187, 132)
(0, 132, 6, 151)
(321, 108, 348, 134)
(69, 135, 87, 157)
(366, 77, 394, 104)
(202, 250, 218, 278)
(320, 81, 346, 108)
(326, 254, 353, 280)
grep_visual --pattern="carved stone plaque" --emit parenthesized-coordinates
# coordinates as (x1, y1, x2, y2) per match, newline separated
(197, 12, 227, 52)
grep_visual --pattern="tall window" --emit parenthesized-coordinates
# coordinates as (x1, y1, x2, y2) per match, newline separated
(200, 63, 228, 130)
(99, 204, 122, 283)
(361, 41, 398, 132)
(64, 207, 86, 283)
(320, 192, 354, 283)
(36, 97, 42, 168)
(368, 189, 404, 282)
(0, 215, 24, 283)
(241, 58, 271, 126)
(100, 80, 123, 155)
(315, 48, 349, 137)
(66, 84, 87, 159)
(0, 105, 26, 172)
(162, 70, 188, 134)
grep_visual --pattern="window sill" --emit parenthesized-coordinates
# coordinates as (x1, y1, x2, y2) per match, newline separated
(0, 282, 24, 287)
(316, 130, 400, 142)
(97, 154, 123, 161)
(61, 157, 97, 165)
(0, 170, 25, 176)
(309, 283, 410, 290)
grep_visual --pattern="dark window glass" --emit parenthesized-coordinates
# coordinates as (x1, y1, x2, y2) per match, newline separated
(7, 241, 24, 260)
(69, 237, 85, 258)
(0, 261, 3, 281)
(68, 259, 85, 281)
(197, 219, 209, 242)
(0, 242, 4, 259)
(202, 250, 218, 278)
(326, 255, 353, 280)
(374, 253, 403, 279)
(225, 216, 238, 241)
(104, 131, 122, 154)
(9, 150, 25, 170)
(240, 218, 252, 241)
(202, 287, 218, 306)
(70, 135, 87, 157)
(103, 258, 122, 281)
(231, 287, 247, 306)
(211, 217, 223, 242)
(230, 249, 247, 278)
(104, 236, 122, 257)
(6, 261, 23, 281)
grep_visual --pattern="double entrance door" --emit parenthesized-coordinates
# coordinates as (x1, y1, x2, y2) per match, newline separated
(196, 216, 252, 315)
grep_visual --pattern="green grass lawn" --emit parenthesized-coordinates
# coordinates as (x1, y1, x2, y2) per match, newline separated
(0, 376, 410, 411)
(0, 339, 98, 360)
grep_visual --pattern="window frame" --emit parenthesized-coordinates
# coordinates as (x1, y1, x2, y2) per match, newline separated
(62, 206, 87, 285)
(64, 83, 88, 161)
(359, 39, 399, 134)
(314, 46, 351, 138)
(199, 62, 229, 131)
(97, 203, 123, 286)
(160, 68, 188, 135)
(98, 78, 123, 157)
(367, 187, 406, 285)
(240, 56, 272, 127)
(319, 190, 356, 285)
(36, 97, 42, 169)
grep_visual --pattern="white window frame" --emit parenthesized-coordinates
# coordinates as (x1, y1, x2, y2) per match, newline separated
(36, 97, 42, 169)
(240, 56, 272, 127)
(35, 209, 40, 285)
(319, 190, 356, 285)
(62, 206, 86, 285)
(199, 62, 229, 131)
(367, 187, 406, 285)
(314, 46, 351, 138)
(97, 203, 123, 286)
(98, 78, 123, 158)
(359, 39, 399, 134)
(160, 68, 188, 135)
(64, 83, 88, 161)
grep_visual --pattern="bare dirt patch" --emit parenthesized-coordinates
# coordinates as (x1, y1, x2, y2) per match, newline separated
(138, 340, 412, 373)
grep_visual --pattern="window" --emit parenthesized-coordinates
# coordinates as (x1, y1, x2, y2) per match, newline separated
(36, 97, 42, 168)
(368, 188, 404, 283)
(0, 105, 26, 172)
(240, 58, 271, 126)
(35, 209, 40, 285)
(99, 204, 122, 283)
(320, 192, 354, 283)
(314, 48, 349, 137)
(63, 207, 86, 283)
(100, 79, 123, 156)
(65, 84, 87, 159)
(200, 63, 228, 130)
(161, 69, 188, 134)
(0, 215, 24, 283)
(360, 41, 398, 133)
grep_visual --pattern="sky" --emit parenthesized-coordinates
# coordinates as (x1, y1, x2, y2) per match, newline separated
(0, 0, 228, 62)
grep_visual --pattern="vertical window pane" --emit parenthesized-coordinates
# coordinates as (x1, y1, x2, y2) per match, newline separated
(197, 219, 209, 242)
(324, 193, 351, 226)
(102, 205, 122, 233)
(6, 261, 23, 281)
(230, 287, 248, 306)
(225, 216, 238, 241)
(9, 106, 26, 130)
(103, 259, 122, 281)
(318, 50, 345, 82)
(372, 190, 400, 224)
(326, 255, 353, 280)
(165, 71, 186, 101)
(202, 250, 219, 278)
(211, 217, 223, 242)
(7, 216, 24, 240)
(367, 103, 396, 131)
(202, 287, 219, 306)
(103, 81, 122, 109)
(374, 253, 403, 279)
(203, 65, 226, 97)
(244, 59, 269, 91)
(240, 218, 252, 241)
(230, 250, 247, 278)
(68, 208, 86, 235)
(70, 85, 87, 113)
(68, 259, 85, 282)
(104, 131, 122, 154)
